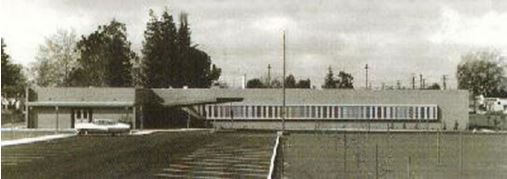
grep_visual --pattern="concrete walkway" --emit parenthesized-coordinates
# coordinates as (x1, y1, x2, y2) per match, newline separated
(2, 133, 76, 147)
(130, 128, 213, 136)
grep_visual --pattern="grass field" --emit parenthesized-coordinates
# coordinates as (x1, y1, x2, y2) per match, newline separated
(282, 132, 507, 179)
(1, 131, 276, 178)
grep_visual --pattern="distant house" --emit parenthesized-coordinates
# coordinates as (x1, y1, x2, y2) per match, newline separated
(482, 97, 507, 114)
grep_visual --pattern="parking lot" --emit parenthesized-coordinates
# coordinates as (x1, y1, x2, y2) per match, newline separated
(1, 131, 276, 178)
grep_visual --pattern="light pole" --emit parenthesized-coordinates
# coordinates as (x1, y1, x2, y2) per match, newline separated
(365, 64, 369, 89)
(282, 31, 286, 131)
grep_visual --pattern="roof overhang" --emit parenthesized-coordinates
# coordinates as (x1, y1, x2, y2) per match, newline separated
(27, 101, 134, 107)
(165, 97, 244, 107)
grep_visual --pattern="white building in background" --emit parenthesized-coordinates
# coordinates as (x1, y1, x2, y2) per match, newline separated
(484, 97, 507, 114)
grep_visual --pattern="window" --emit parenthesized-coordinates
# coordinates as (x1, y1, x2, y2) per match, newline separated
(372, 107, 376, 119)
(322, 106, 328, 118)
(366, 106, 371, 119)
(334, 106, 339, 118)
(383, 107, 387, 119)
(255, 106, 262, 118)
(268, 106, 273, 118)
(274, 106, 278, 118)
(245, 106, 250, 118)
(377, 107, 382, 119)
(421, 107, 425, 119)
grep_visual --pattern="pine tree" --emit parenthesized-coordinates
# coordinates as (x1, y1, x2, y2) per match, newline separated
(1, 38, 26, 98)
(142, 9, 178, 88)
(322, 66, 337, 88)
(176, 12, 191, 87)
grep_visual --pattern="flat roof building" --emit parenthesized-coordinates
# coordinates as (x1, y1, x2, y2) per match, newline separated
(26, 87, 469, 130)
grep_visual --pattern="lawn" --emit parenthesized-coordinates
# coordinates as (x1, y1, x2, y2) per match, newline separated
(1, 131, 276, 178)
(282, 131, 507, 178)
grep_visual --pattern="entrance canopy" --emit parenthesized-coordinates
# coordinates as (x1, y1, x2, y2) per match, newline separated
(164, 97, 243, 107)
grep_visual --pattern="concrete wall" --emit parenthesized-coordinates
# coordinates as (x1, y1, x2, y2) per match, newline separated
(30, 107, 133, 129)
(28, 88, 469, 130)
(194, 89, 469, 130)
(32, 107, 72, 129)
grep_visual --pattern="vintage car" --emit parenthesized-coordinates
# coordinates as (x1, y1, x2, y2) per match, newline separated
(75, 119, 130, 135)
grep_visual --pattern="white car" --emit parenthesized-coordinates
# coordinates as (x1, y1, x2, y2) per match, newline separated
(75, 119, 130, 135)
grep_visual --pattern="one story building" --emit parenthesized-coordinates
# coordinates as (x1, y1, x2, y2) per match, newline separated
(26, 87, 469, 130)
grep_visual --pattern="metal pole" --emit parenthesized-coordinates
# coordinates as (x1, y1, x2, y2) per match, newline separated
(55, 106, 59, 134)
(187, 112, 190, 129)
(133, 106, 137, 129)
(375, 144, 379, 179)
(407, 156, 411, 179)
(365, 64, 369, 89)
(25, 87, 29, 128)
(140, 106, 144, 130)
(282, 31, 286, 131)
(460, 131, 464, 177)
(344, 130, 347, 178)
(230, 103, 234, 129)
(437, 128, 441, 164)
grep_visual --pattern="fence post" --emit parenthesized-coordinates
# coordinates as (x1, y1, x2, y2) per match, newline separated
(437, 129, 441, 165)
(460, 131, 464, 177)
(375, 144, 379, 179)
(407, 156, 411, 179)
(344, 131, 347, 178)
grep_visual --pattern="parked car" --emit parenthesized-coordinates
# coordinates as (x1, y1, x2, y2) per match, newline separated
(75, 119, 130, 135)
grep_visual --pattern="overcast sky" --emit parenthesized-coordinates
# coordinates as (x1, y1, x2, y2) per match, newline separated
(2, 0, 507, 88)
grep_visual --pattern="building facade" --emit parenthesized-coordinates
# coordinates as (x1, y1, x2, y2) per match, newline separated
(26, 88, 469, 130)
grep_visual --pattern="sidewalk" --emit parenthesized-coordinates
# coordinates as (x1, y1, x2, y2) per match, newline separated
(2, 133, 76, 147)
(130, 128, 212, 135)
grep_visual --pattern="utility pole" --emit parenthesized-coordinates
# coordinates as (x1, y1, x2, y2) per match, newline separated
(442, 75, 447, 90)
(267, 64, 272, 87)
(419, 74, 423, 89)
(412, 75, 416, 90)
(422, 79, 426, 89)
(282, 31, 286, 131)
(365, 64, 369, 89)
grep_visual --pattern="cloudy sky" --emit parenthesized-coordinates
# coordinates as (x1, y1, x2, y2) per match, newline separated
(2, 0, 507, 88)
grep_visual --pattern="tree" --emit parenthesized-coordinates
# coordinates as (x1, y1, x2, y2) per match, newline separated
(322, 66, 337, 88)
(457, 51, 506, 97)
(426, 83, 441, 90)
(285, 74, 297, 88)
(270, 78, 282, 88)
(336, 71, 354, 89)
(176, 12, 191, 88)
(1, 38, 27, 99)
(246, 78, 265, 88)
(70, 20, 135, 87)
(142, 9, 177, 88)
(142, 9, 220, 88)
(296, 79, 311, 88)
(31, 29, 79, 87)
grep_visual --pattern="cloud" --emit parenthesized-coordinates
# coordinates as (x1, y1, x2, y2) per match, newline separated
(430, 7, 507, 51)
(251, 16, 296, 33)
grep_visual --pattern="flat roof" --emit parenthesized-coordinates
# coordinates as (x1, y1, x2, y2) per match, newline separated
(27, 101, 134, 107)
